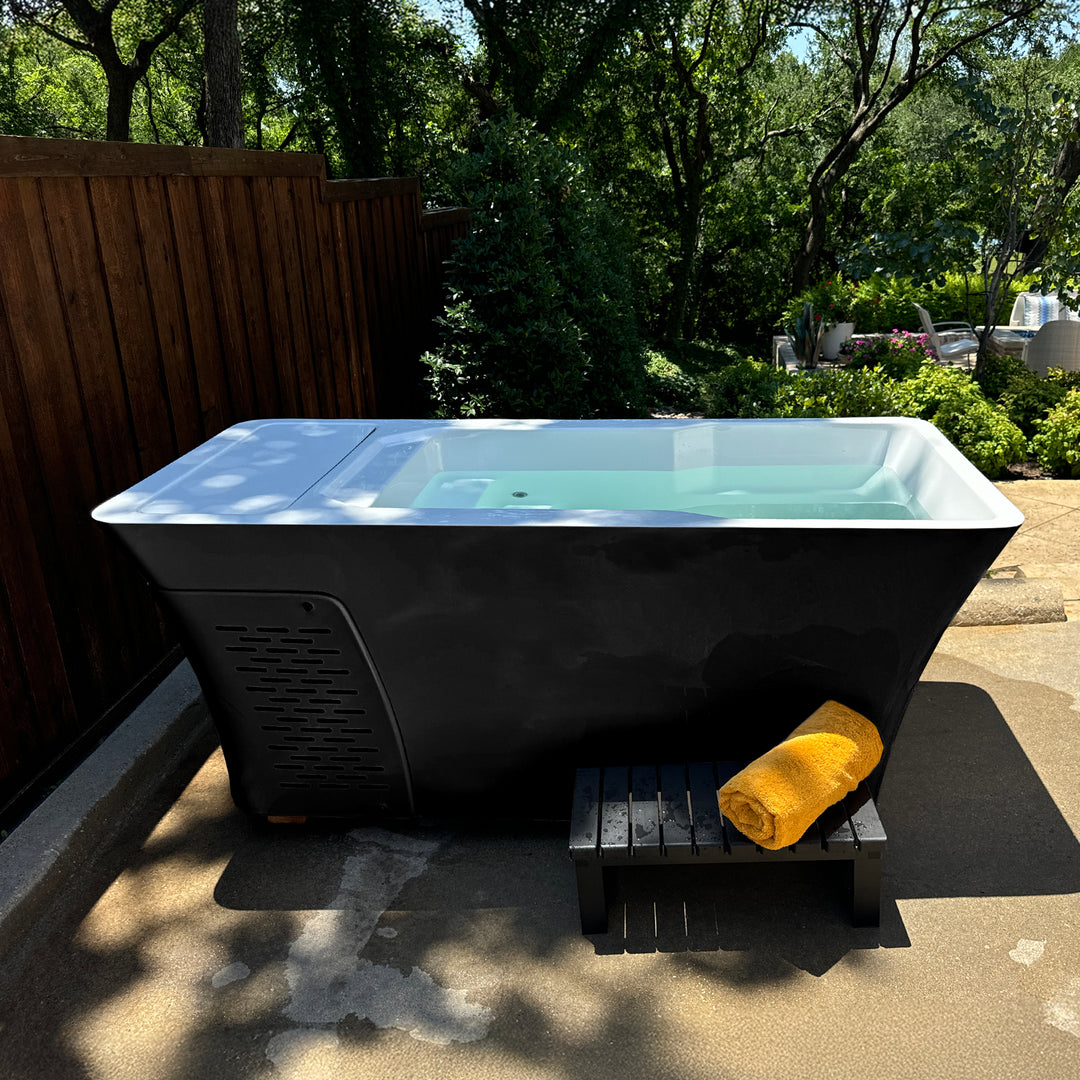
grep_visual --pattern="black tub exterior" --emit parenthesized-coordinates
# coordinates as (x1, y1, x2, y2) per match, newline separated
(110, 517, 1018, 820)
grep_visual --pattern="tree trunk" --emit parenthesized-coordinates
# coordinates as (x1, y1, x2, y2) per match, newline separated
(104, 67, 138, 142)
(791, 122, 877, 294)
(665, 194, 703, 341)
(791, 181, 832, 294)
(203, 0, 244, 148)
(1018, 116, 1080, 274)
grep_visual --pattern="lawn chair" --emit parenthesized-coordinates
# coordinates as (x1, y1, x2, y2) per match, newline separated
(914, 303, 980, 369)
(1022, 319, 1080, 378)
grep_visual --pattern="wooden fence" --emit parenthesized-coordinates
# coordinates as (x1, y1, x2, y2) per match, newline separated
(0, 135, 470, 819)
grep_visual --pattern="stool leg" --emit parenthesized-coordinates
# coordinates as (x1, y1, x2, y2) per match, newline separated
(851, 853, 883, 927)
(575, 861, 609, 934)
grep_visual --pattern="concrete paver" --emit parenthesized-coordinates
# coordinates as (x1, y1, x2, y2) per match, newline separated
(0, 482, 1078, 1080)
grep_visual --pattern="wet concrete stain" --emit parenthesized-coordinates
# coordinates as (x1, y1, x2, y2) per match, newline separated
(266, 827, 491, 1065)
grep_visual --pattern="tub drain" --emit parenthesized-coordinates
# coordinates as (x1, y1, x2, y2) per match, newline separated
(512, 491, 528, 498)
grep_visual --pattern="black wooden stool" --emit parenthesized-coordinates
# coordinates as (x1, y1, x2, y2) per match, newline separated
(569, 762, 886, 934)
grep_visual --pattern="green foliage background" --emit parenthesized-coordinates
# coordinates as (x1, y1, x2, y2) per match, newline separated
(2, 0, 1079, 462)
(422, 113, 646, 418)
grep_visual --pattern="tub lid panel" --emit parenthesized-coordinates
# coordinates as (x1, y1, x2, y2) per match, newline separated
(93, 420, 376, 521)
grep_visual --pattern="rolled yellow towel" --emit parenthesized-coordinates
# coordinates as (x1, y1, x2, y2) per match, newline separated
(718, 701, 883, 850)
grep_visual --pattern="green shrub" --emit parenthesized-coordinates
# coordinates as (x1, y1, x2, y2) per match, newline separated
(781, 273, 1034, 338)
(658, 339, 749, 375)
(997, 374, 1069, 439)
(927, 273, 1033, 327)
(644, 352, 703, 412)
(779, 274, 860, 330)
(978, 350, 1031, 400)
(1031, 390, 1080, 477)
(1047, 367, 1080, 392)
(978, 353, 1068, 438)
(770, 367, 903, 418)
(423, 112, 646, 418)
(848, 275, 931, 333)
(893, 362, 1027, 478)
(699, 358, 784, 418)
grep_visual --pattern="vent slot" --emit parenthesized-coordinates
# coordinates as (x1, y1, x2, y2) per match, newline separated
(171, 592, 411, 816)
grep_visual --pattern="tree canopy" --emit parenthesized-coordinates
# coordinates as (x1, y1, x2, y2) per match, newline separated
(1, 0, 1078, 351)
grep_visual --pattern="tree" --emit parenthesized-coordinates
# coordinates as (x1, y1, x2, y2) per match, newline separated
(5, 0, 200, 141)
(949, 58, 1080, 373)
(790, 0, 1047, 292)
(1017, 44, 1080, 273)
(460, 0, 649, 132)
(632, 1, 794, 340)
(424, 113, 646, 418)
(203, 0, 241, 147)
(284, 0, 466, 177)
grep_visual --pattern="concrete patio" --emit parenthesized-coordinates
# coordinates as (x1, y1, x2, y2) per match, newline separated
(0, 480, 1078, 1080)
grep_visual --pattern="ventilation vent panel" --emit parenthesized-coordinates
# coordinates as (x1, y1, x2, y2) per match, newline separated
(163, 591, 411, 817)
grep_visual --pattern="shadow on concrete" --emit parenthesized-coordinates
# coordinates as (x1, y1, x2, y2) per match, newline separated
(878, 679, 1080, 900)
(5, 674, 1079, 1079)
(212, 679, 1080, 980)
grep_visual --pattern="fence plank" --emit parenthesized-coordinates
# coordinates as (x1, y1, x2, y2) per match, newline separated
(271, 176, 322, 415)
(198, 175, 257, 420)
(130, 175, 204, 453)
(0, 342, 75, 763)
(39, 176, 139, 496)
(164, 176, 231, 437)
(0, 178, 120, 705)
(314, 185, 354, 416)
(0, 137, 469, 814)
(222, 175, 281, 417)
(344, 203, 378, 416)
(0, 135, 326, 179)
(249, 174, 303, 416)
(89, 175, 178, 474)
(327, 201, 367, 416)
(292, 177, 338, 415)
(40, 175, 167, 665)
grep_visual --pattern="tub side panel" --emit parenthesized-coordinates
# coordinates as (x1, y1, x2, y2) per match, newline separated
(100, 519, 1018, 817)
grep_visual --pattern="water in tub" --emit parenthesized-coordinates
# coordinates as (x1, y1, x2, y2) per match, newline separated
(409, 464, 930, 520)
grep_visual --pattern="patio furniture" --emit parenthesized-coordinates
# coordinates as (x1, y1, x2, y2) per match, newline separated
(1022, 319, 1080, 378)
(914, 303, 980, 369)
(1008, 291, 1078, 329)
(569, 762, 887, 934)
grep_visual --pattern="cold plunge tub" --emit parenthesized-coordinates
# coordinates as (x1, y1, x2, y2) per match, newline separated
(93, 417, 1023, 820)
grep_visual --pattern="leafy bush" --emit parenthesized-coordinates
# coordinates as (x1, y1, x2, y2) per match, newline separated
(1030, 390, 1080, 477)
(841, 331, 934, 380)
(928, 273, 1033, 327)
(660, 339, 751, 374)
(1047, 367, 1080, 392)
(423, 112, 646, 418)
(977, 352, 1069, 438)
(770, 367, 903, 418)
(978, 350, 1031, 400)
(893, 362, 1027, 478)
(644, 352, 703, 412)
(848, 275, 930, 333)
(780, 274, 860, 328)
(782, 274, 929, 335)
(699, 359, 900, 422)
(699, 358, 785, 418)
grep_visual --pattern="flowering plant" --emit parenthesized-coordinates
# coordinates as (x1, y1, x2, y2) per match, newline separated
(810, 276, 860, 323)
(839, 331, 935, 380)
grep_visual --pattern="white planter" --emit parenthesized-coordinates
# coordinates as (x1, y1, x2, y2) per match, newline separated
(821, 322, 856, 360)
